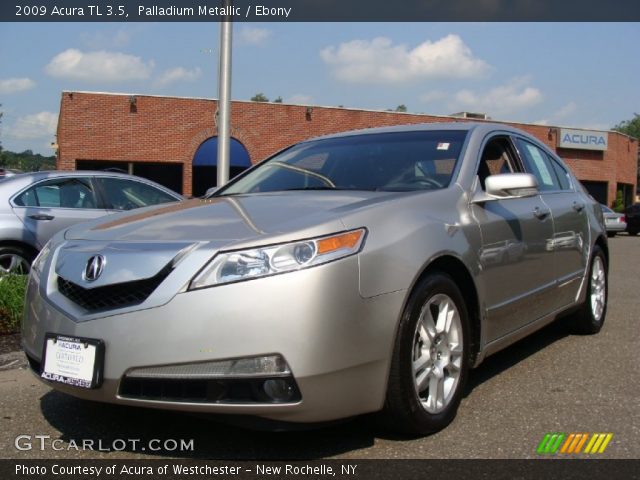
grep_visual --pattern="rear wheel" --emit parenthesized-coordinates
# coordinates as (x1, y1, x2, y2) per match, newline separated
(0, 245, 34, 275)
(571, 246, 607, 335)
(606, 232, 616, 238)
(383, 273, 470, 435)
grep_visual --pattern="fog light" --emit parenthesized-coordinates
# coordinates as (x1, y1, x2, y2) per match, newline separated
(126, 354, 290, 379)
(263, 378, 295, 402)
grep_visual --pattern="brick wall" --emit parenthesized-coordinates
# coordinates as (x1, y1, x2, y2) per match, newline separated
(57, 91, 638, 200)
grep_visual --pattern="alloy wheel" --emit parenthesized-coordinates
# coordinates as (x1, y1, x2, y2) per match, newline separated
(590, 256, 606, 321)
(0, 253, 30, 275)
(412, 293, 463, 414)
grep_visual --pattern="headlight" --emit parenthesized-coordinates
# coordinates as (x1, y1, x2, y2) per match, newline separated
(30, 240, 53, 276)
(189, 228, 366, 289)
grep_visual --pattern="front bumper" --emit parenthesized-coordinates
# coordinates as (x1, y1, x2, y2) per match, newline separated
(22, 256, 406, 423)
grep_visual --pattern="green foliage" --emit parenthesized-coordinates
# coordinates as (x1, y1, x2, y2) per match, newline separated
(273, 96, 283, 103)
(250, 93, 269, 102)
(612, 190, 625, 213)
(0, 274, 28, 334)
(0, 149, 56, 172)
(395, 104, 408, 112)
(613, 113, 640, 139)
(613, 114, 640, 187)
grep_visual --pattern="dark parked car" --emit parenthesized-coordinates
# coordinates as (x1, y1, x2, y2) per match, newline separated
(624, 203, 640, 236)
(0, 171, 183, 274)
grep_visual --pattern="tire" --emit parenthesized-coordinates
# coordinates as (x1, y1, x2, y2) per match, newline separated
(606, 232, 616, 238)
(571, 245, 607, 335)
(383, 272, 471, 436)
(0, 245, 35, 275)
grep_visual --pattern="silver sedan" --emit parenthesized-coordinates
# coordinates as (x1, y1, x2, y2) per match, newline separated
(22, 123, 608, 435)
(600, 204, 627, 237)
(0, 171, 182, 274)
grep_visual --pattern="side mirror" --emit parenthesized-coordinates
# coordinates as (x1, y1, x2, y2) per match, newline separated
(473, 173, 539, 202)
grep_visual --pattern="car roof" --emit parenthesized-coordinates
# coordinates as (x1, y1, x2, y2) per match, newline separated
(0, 170, 183, 200)
(3, 170, 149, 182)
(304, 121, 523, 143)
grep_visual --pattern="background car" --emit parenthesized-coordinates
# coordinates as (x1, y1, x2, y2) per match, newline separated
(600, 204, 627, 237)
(624, 203, 640, 236)
(0, 168, 23, 179)
(22, 123, 608, 436)
(0, 171, 183, 273)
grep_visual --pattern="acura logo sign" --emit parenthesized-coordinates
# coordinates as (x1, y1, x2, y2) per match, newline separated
(84, 255, 105, 282)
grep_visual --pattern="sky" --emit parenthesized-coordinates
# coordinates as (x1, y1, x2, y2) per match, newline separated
(0, 22, 639, 155)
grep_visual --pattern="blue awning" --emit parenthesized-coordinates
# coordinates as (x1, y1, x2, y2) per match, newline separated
(193, 137, 251, 167)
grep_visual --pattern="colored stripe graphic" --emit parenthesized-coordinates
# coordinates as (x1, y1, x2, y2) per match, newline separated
(537, 434, 552, 454)
(584, 433, 614, 454)
(536, 433, 565, 454)
(538, 433, 613, 455)
(573, 433, 589, 453)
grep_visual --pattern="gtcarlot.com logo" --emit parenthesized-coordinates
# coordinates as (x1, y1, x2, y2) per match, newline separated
(537, 432, 613, 455)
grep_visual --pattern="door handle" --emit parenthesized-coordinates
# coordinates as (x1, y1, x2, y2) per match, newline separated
(573, 202, 585, 213)
(28, 214, 55, 221)
(533, 207, 549, 220)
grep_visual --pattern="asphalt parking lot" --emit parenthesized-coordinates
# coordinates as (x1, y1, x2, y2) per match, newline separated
(0, 235, 638, 460)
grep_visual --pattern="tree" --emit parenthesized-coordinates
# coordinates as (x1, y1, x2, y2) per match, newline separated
(250, 93, 269, 102)
(273, 96, 283, 103)
(613, 113, 640, 193)
(612, 189, 625, 212)
(613, 113, 640, 139)
(395, 104, 408, 113)
(0, 149, 56, 171)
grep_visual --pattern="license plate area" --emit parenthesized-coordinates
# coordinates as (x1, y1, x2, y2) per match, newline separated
(41, 334, 105, 389)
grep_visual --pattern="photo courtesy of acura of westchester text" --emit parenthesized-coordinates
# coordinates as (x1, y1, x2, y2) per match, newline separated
(0, 0, 639, 473)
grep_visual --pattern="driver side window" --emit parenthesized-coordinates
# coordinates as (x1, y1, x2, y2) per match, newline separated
(477, 137, 518, 191)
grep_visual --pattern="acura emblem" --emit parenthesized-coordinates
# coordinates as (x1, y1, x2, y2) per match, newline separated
(84, 255, 105, 282)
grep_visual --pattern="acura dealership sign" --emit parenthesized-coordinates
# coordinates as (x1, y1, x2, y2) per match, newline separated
(558, 128, 608, 151)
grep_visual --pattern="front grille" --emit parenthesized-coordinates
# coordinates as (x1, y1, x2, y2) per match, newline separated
(57, 264, 172, 312)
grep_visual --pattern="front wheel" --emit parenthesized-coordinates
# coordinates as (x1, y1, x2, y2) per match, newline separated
(571, 245, 607, 335)
(383, 273, 470, 436)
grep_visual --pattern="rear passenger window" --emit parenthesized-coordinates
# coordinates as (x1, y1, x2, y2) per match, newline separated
(14, 178, 97, 208)
(515, 139, 560, 192)
(549, 157, 571, 190)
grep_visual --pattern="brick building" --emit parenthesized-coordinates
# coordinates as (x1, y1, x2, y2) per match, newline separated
(56, 91, 638, 204)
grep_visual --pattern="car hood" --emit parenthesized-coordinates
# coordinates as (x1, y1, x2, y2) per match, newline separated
(55, 191, 394, 291)
(64, 191, 390, 245)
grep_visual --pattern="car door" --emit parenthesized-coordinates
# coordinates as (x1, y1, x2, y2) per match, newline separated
(514, 137, 591, 310)
(93, 176, 180, 213)
(470, 135, 556, 342)
(11, 176, 106, 249)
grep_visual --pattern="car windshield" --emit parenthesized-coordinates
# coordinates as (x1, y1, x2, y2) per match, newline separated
(218, 130, 468, 195)
(600, 205, 613, 213)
